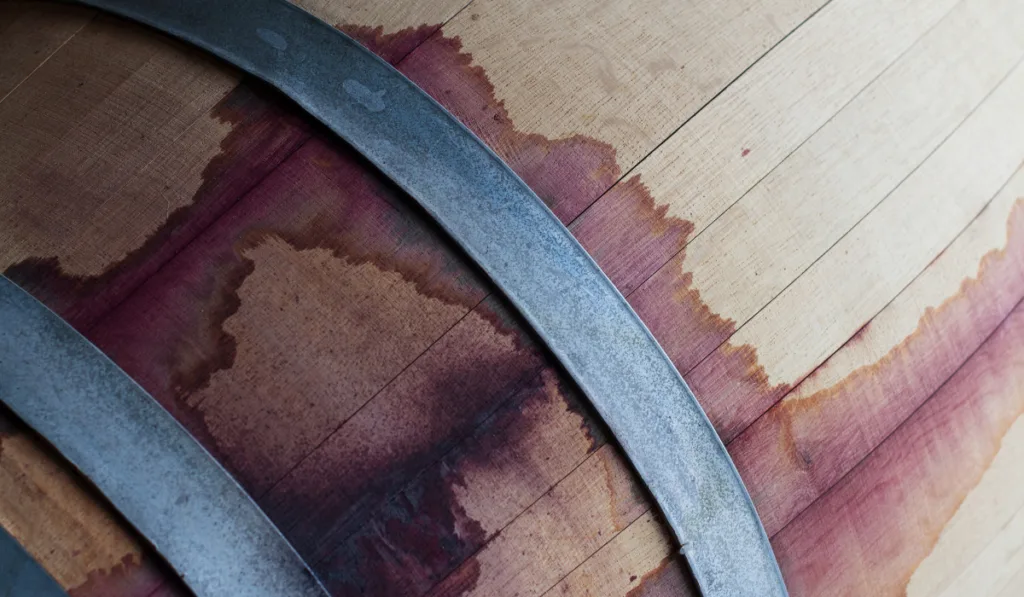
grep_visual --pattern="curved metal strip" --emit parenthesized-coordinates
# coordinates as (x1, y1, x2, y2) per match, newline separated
(50, 1, 787, 594)
(0, 526, 68, 597)
(0, 277, 328, 597)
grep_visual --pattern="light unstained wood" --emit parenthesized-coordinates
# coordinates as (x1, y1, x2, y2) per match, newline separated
(580, 0, 960, 282)
(294, 0, 468, 32)
(674, 0, 1023, 376)
(440, 0, 825, 171)
(0, 14, 239, 276)
(694, 41, 1024, 440)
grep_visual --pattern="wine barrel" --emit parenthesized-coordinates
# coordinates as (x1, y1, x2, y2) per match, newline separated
(2, 0, 1024, 595)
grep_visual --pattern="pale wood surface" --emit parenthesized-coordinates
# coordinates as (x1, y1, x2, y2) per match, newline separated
(2, 0, 1024, 596)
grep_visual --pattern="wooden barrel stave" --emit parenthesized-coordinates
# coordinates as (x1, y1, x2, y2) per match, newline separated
(1, 0, 1023, 595)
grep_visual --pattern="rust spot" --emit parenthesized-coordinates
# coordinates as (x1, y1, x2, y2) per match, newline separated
(625, 556, 700, 597)
(733, 198, 1024, 536)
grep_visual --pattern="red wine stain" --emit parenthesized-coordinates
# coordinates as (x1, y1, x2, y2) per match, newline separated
(773, 293, 1024, 596)
(4, 82, 311, 331)
(259, 296, 547, 560)
(88, 135, 491, 496)
(339, 23, 440, 65)
(398, 34, 621, 223)
(733, 199, 1024, 536)
(742, 148, 751, 157)
(309, 374, 608, 597)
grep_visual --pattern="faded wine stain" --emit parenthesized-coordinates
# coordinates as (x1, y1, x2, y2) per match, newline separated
(772, 297, 1024, 596)
(733, 198, 1024, 537)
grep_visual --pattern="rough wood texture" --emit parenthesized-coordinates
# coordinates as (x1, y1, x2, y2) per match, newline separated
(3, 0, 1024, 595)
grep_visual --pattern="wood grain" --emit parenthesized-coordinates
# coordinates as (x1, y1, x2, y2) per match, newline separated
(3, 0, 1024, 596)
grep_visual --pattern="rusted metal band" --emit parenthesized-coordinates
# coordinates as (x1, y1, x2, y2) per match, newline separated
(0, 277, 328, 597)
(30, 1, 788, 594)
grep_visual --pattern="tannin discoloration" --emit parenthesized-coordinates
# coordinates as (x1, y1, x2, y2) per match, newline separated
(89, 136, 490, 496)
(569, 175, 693, 295)
(624, 557, 699, 597)
(68, 555, 176, 597)
(772, 295, 1024, 596)
(311, 372, 605, 597)
(4, 82, 311, 330)
(259, 296, 548, 563)
(733, 198, 1024, 536)
(399, 34, 622, 223)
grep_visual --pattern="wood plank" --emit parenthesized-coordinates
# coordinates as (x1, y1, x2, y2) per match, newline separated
(573, 0, 960, 292)
(310, 371, 605, 596)
(0, 1, 93, 100)
(0, 14, 313, 328)
(0, 409, 186, 597)
(772, 296, 1024, 596)
(87, 136, 488, 497)
(543, 512, 697, 597)
(694, 40, 1024, 442)
(402, 0, 826, 221)
(571, 139, 1024, 597)
(632, 0, 1024, 414)
(732, 102, 1024, 535)
(426, 444, 651, 597)
(442, 1, 1024, 589)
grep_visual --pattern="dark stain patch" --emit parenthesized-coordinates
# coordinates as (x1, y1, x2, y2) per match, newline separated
(4, 80, 311, 331)
(260, 294, 548, 563)
(399, 34, 621, 222)
(89, 135, 491, 496)
(741, 148, 751, 157)
(312, 372, 608, 597)
(625, 556, 700, 597)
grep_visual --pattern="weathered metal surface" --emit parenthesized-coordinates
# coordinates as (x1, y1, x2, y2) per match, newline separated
(30, 1, 788, 594)
(0, 526, 68, 597)
(0, 277, 328, 597)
